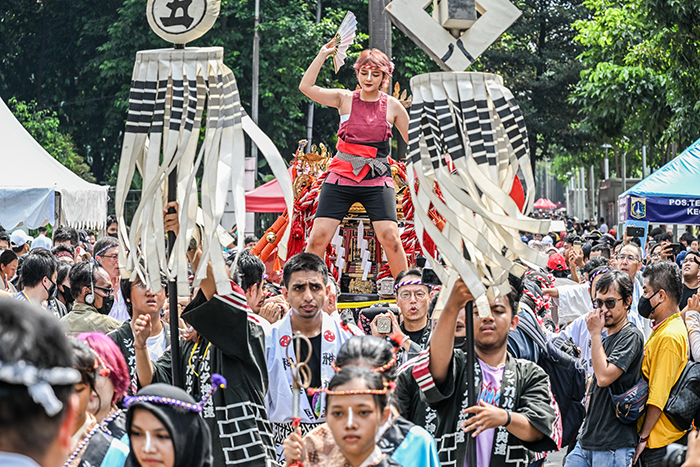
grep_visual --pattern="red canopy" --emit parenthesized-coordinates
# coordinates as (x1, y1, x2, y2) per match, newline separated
(533, 198, 556, 210)
(245, 170, 290, 213)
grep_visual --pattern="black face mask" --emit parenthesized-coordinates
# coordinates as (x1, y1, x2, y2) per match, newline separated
(61, 286, 75, 304)
(638, 290, 660, 319)
(97, 293, 114, 315)
(108, 232, 118, 238)
(44, 280, 57, 301)
(454, 335, 468, 351)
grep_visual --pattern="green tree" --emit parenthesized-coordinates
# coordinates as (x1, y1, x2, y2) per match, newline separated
(8, 98, 95, 182)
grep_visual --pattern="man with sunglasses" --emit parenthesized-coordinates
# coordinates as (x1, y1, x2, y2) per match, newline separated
(565, 270, 644, 467)
(60, 260, 121, 336)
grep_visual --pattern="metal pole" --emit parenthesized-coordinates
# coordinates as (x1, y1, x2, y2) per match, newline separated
(465, 301, 477, 467)
(251, 0, 260, 166)
(578, 167, 586, 222)
(167, 173, 181, 388)
(306, 0, 322, 147)
(642, 142, 647, 178)
(590, 165, 596, 218)
(622, 151, 627, 192)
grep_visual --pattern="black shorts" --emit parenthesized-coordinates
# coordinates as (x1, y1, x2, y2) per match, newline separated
(315, 182, 398, 223)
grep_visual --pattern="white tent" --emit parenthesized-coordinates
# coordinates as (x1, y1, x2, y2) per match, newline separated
(0, 97, 108, 230)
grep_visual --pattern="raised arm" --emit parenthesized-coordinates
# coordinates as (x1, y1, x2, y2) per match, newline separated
(299, 40, 348, 109)
(429, 278, 473, 386)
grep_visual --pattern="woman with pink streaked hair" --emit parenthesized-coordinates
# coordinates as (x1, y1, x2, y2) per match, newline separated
(78, 332, 130, 443)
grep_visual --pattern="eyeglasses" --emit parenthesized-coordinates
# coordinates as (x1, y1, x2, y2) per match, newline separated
(615, 254, 638, 263)
(99, 254, 119, 261)
(650, 254, 661, 260)
(593, 298, 622, 309)
(94, 286, 114, 296)
(398, 290, 428, 300)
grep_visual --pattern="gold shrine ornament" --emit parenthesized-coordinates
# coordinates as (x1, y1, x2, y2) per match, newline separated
(146, 0, 220, 44)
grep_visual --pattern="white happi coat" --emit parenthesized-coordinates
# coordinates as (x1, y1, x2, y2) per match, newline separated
(264, 311, 353, 424)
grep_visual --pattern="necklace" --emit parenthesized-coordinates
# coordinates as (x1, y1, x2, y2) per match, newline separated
(63, 410, 123, 467)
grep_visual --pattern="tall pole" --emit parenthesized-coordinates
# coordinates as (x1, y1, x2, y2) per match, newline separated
(464, 301, 477, 467)
(306, 0, 322, 147)
(622, 151, 627, 192)
(590, 165, 595, 220)
(642, 139, 647, 178)
(168, 45, 184, 389)
(251, 0, 260, 164)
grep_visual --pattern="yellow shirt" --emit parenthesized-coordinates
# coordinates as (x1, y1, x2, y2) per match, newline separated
(638, 312, 688, 448)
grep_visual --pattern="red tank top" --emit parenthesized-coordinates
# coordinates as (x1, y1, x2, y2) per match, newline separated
(337, 90, 392, 143)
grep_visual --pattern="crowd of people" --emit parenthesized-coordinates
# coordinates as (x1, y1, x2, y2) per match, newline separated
(3, 209, 700, 467)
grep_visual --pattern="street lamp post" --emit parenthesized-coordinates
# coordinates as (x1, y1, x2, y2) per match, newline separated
(602, 144, 612, 179)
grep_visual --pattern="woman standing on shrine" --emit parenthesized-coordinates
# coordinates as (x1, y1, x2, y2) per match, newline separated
(299, 42, 409, 278)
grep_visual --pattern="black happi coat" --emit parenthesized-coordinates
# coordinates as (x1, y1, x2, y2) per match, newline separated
(108, 318, 171, 396)
(399, 349, 561, 467)
(150, 288, 278, 467)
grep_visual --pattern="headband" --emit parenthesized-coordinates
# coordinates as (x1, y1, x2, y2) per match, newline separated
(307, 381, 396, 396)
(123, 374, 226, 413)
(0, 360, 81, 416)
(394, 279, 430, 292)
(95, 244, 117, 257)
(588, 268, 611, 286)
(54, 251, 73, 260)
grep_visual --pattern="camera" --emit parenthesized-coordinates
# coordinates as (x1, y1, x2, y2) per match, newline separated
(376, 316, 392, 334)
(662, 443, 687, 467)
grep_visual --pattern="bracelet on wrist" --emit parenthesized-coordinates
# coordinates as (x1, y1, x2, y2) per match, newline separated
(504, 409, 511, 427)
(638, 434, 649, 444)
(134, 342, 147, 351)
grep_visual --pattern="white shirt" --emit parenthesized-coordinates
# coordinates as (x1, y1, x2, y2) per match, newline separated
(108, 288, 130, 323)
(146, 328, 168, 361)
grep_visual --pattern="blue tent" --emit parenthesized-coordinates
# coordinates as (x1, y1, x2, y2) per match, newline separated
(618, 137, 700, 224)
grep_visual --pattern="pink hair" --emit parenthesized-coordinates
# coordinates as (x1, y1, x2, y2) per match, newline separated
(354, 49, 394, 87)
(78, 332, 130, 404)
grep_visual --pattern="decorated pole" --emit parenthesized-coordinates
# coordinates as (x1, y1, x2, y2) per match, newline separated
(385, 1, 565, 465)
(115, 0, 294, 388)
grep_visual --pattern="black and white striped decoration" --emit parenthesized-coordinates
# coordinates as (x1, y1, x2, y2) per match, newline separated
(115, 48, 293, 296)
(406, 72, 564, 317)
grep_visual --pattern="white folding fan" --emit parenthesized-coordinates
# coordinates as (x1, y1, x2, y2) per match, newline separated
(332, 11, 357, 73)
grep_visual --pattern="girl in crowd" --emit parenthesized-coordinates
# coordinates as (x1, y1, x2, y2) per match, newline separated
(285, 366, 401, 467)
(65, 338, 129, 467)
(283, 336, 439, 466)
(78, 332, 131, 442)
(123, 377, 225, 467)
(0, 249, 18, 293)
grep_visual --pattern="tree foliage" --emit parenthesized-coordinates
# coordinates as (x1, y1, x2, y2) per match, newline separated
(8, 98, 95, 182)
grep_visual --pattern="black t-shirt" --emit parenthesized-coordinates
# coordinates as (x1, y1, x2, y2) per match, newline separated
(681, 284, 699, 310)
(298, 333, 322, 407)
(402, 323, 428, 346)
(580, 323, 644, 450)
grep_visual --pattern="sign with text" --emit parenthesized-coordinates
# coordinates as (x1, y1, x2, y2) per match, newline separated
(620, 195, 700, 224)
